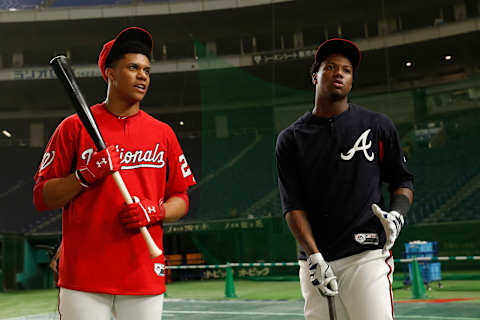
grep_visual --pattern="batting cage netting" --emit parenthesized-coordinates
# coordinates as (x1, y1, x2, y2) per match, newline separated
(160, 40, 480, 278)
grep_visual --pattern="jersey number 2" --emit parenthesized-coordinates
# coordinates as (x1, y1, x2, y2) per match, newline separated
(179, 154, 192, 178)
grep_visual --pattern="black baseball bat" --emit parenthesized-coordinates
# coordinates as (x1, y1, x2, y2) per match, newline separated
(49, 55, 162, 258)
(50, 56, 106, 151)
(327, 296, 337, 320)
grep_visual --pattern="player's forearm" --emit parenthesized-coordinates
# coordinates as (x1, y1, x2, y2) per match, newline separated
(42, 174, 84, 209)
(285, 210, 320, 256)
(163, 195, 188, 223)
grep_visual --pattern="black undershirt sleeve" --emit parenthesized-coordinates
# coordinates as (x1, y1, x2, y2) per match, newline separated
(390, 193, 411, 217)
(380, 116, 414, 192)
(276, 130, 305, 215)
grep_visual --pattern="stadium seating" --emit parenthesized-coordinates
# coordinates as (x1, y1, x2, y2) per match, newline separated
(197, 134, 276, 220)
(0, 0, 43, 10)
(49, 0, 177, 7)
(50, 0, 128, 8)
(0, 147, 60, 234)
(407, 111, 480, 224)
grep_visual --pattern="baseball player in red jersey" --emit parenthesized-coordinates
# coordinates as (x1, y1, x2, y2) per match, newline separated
(33, 27, 195, 320)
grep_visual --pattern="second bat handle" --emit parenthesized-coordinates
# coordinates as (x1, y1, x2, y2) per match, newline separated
(112, 171, 163, 258)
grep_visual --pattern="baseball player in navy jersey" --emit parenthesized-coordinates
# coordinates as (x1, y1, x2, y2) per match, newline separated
(33, 27, 195, 320)
(276, 38, 414, 319)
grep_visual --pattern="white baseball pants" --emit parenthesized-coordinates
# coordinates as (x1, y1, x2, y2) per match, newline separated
(299, 249, 395, 320)
(59, 287, 164, 320)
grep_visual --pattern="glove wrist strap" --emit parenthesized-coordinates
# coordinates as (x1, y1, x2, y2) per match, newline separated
(308, 252, 325, 264)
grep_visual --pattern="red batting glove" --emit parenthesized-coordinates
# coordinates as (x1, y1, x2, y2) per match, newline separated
(119, 196, 166, 230)
(75, 146, 120, 187)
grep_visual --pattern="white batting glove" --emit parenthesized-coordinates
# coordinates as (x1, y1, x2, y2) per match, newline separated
(372, 204, 404, 254)
(307, 253, 338, 297)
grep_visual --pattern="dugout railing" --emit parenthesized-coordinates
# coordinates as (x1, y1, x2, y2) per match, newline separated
(165, 256, 480, 299)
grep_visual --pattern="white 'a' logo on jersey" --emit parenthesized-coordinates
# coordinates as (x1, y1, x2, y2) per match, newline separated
(340, 129, 374, 161)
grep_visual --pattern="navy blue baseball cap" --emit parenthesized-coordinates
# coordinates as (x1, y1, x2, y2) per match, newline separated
(315, 38, 361, 69)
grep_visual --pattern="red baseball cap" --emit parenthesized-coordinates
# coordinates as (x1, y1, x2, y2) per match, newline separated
(315, 38, 361, 69)
(98, 27, 153, 82)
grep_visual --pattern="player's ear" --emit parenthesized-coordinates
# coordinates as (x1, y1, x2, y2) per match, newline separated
(351, 70, 358, 88)
(311, 72, 317, 85)
(106, 67, 115, 83)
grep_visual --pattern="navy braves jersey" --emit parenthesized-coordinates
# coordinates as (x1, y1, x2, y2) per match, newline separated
(276, 103, 413, 261)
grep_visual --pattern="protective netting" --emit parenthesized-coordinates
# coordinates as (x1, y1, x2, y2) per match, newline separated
(168, 41, 480, 264)
(195, 38, 480, 225)
(195, 40, 304, 223)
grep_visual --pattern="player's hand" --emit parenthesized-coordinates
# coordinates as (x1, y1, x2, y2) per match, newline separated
(50, 257, 58, 273)
(372, 204, 404, 254)
(119, 196, 166, 229)
(75, 146, 120, 187)
(308, 252, 338, 297)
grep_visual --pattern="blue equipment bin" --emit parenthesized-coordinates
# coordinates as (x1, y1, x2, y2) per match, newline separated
(405, 241, 441, 284)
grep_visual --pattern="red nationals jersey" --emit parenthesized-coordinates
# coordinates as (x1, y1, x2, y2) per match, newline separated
(34, 103, 195, 295)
